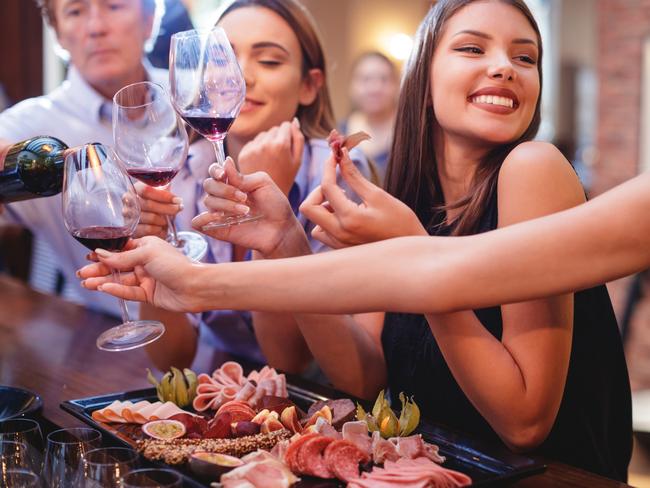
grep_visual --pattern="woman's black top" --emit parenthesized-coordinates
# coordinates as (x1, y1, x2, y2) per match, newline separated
(381, 186, 632, 481)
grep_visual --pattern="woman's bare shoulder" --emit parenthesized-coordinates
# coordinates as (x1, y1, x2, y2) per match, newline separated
(497, 141, 586, 226)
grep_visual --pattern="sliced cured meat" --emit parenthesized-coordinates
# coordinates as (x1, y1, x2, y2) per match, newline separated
(221, 457, 299, 488)
(371, 431, 400, 464)
(284, 433, 320, 474)
(296, 435, 335, 479)
(216, 400, 256, 423)
(132, 402, 163, 424)
(341, 421, 372, 456)
(216, 361, 246, 386)
(168, 413, 208, 437)
(313, 417, 341, 439)
(150, 401, 186, 421)
(347, 457, 471, 488)
(122, 401, 150, 423)
(323, 439, 370, 482)
(102, 400, 133, 423)
(308, 399, 356, 429)
(233, 381, 257, 403)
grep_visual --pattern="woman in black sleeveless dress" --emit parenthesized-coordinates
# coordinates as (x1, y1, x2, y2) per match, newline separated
(78, 0, 633, 480)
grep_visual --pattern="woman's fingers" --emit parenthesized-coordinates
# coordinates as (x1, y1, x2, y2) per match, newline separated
(138, 211, 167, 227)
(136, 183, 183, 216)
(203, 196, 251, 215)
(300, 186, 344, 234)
(319, 155, 357, 216)
(203, 178, 247, 204)
(311, 225, 348, 249)
(96, 282, 148, 303)
(290, 117, 304, 164)
(338, 148, 378, 201)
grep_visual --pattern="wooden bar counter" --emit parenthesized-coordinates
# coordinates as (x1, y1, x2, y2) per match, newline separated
(0, 274, 632, 487)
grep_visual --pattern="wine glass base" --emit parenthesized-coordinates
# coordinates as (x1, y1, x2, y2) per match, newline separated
(201, 212, 263, 231)
(96, 320, 165, 352)
(174, 231, 208, 261)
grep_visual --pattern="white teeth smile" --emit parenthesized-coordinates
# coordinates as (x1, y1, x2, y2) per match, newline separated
(471, 95, 515, 108)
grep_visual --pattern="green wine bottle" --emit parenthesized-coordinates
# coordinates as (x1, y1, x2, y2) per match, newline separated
(0, 136, 72, 203)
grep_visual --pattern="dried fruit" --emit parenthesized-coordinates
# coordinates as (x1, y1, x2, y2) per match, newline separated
(147, 367, 198, 408)
(142, 419, 186, 440)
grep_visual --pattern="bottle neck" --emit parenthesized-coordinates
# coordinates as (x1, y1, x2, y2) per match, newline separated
(0, 139, 13, 172)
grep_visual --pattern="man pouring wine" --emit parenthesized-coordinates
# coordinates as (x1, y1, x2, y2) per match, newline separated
(0, 0, 172, 315)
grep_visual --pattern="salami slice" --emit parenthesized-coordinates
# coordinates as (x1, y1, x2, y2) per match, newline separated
(323, 439, 370, 482)
(297, 435, 336, 479)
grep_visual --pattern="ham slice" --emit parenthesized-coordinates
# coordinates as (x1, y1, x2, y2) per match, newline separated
(341, 421, 372, 456)
(122, 401, 150, 423)
(132, 401, 163, 424)
(347, 457, 471, 488)
(193, 362, 288, 412)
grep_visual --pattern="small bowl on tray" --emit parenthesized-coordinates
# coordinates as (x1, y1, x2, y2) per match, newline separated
(0, 386, 43, 420)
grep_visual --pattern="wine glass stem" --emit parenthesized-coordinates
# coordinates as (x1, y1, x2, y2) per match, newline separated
(111, 269, 131, 324)
(166, 215, 180, 247)
(211, 139, 241, 170)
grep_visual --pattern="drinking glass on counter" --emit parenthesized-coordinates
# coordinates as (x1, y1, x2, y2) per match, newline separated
(42, 428, 102, 487)
(62, 143, 165, 351)
(170, 26, 261, 229)
(0, 441, 42, 486)
(0, 468, 41, 487)
(122, 468, 182, 487)
(74, 447, 138, 487)
(113, 81, 208, 261)
(0, 419, 44, 473)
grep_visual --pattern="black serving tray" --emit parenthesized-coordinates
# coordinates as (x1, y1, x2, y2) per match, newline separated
(61, 385, 545, 487)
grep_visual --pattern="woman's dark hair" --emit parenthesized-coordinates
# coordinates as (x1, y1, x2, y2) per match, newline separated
(384, 0, 543, 235)
(217, 0, 335, 139)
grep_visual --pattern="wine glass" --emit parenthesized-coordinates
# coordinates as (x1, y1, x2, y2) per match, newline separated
(1, 469, 41, 487)
(62, 143, 165, 351)
(170, 26, 262, 229)
(122, 468, 182, 487)
(74, 447, 138, 487)
(0, 441, 41, 485)
(0, 419, 44, 473)
(113, 81, 208, 262)
(43, 428, 102, 487)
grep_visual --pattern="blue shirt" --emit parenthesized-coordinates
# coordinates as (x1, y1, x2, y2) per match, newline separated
(0, 64, 168, 316)
(171, 138, 371, 362)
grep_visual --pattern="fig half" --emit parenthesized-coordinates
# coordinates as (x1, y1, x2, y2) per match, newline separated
(189, 452, 244, 480)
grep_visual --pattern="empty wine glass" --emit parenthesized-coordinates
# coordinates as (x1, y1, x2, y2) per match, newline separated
(0, 441, 41, 485)
(0, 419, 43, 473)
(43, 428, 102, 487)
(74, 447, 138, 487)
(170, 26, 262, 229)
(122, 468, 182, 487)
(62, 143, 165, 351)
(0, 469, 41, 487)
(113, 81, 208, 261)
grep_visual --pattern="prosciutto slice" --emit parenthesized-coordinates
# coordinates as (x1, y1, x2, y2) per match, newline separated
(91, 400, 192, 425)
(347, 457, 471, 488)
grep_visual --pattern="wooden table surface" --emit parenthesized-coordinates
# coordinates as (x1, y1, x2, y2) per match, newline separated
(0, 274, 632, 487)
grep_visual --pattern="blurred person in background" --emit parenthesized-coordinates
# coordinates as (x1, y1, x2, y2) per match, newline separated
(340, 51, 400, 182)
(136, 0, 372, 370)
(0, 0, 165, 316)
(147, 0, 193, 68)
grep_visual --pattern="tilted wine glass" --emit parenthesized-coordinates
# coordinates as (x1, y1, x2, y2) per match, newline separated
(113, 81, 208, 261)
(170, 26, 262, 229)
(62, 143, 165, 351)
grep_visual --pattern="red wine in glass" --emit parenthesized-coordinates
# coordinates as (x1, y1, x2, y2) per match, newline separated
(71, 225, 132, 252)
(126, 168, 180, 187)
(183, 116, 235, 141)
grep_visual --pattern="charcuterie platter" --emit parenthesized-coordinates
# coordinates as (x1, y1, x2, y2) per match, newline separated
(61, 361, 545, 487)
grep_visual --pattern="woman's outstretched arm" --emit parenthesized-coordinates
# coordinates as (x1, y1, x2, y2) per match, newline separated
(79, 171, 650, 315)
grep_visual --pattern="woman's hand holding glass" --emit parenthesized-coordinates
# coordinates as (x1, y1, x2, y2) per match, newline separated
(237, 119, 304, 196)
(300, 148, 427, 248)
(191, 158, 303, 257)
(79, 237, 199, 312)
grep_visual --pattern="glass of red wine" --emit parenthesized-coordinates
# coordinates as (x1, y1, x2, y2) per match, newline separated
(62, 143, 165, 351)
(113, 81, 208, 262)
(170, 26, 261, 229)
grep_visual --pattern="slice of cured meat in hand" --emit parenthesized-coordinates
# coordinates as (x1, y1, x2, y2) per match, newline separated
(327, 129, 371, 163)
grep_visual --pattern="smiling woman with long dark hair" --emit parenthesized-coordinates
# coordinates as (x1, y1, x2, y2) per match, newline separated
(79, 0, 632, 480)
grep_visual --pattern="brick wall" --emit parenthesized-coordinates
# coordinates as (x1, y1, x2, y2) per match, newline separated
(592, 0, 650, 195)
